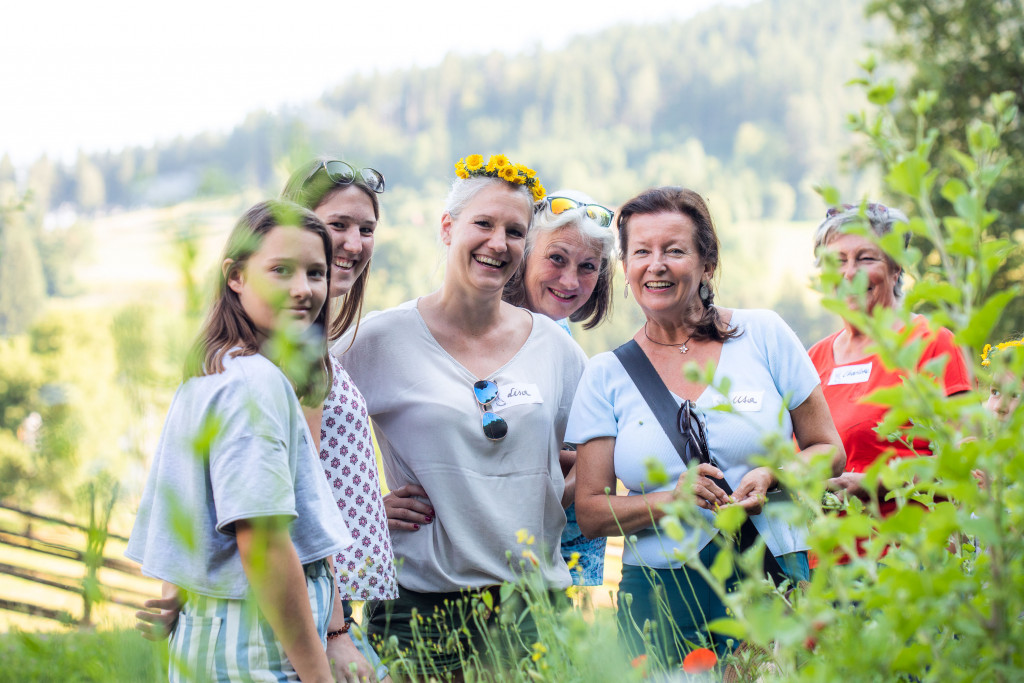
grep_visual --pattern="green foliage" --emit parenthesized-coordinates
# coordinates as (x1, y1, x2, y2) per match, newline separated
(0, 629, 166, 682)
(866, 0, 1024, 336)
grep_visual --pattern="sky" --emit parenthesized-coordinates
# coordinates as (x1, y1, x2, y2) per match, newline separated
(1, 0, 747, 168)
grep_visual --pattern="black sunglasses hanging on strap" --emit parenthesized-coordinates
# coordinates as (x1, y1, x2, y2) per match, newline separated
(613, 339, 788, 585)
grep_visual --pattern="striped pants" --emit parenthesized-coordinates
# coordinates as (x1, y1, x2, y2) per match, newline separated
(169, 559, 334, 682)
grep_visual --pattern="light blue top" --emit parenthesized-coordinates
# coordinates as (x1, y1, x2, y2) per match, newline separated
(126, 352, 353, 598)
(565, 309, 819, 568)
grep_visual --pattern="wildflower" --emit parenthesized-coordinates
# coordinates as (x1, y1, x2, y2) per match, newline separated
(565, 585, 580, 600)
(682, 647, 717, 673)
(531, 642, 547, 662)
(465, 154, 485, 171)
(500, 165, 518, 182)
(522, 549, 540, 567)
(631, 654, 647, 669)
(566, 551, 580, 570)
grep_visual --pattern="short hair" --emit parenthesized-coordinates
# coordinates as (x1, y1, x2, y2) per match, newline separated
(185, 200, 332, 406)
(502, 189, 615, 329)
(617, 186, 739, 343)
(813, 202, 910, 300)
(281, 157, 381, 341)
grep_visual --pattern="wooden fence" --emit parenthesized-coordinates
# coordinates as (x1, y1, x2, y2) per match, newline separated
(0, 502, 157, 627)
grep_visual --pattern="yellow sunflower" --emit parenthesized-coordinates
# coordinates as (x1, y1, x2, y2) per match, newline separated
(531, 183, 546, 201)
(455, 159, 469, 179)
(499, 165, 517, 182)
(465, 154, 485, 171)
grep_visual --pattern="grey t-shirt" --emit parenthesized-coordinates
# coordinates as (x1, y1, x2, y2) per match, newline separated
(126, 351, 353, 599)
(335, 300, 587, 592)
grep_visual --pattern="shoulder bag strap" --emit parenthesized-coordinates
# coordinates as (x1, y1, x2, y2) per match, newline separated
(612, 340, 692, 463)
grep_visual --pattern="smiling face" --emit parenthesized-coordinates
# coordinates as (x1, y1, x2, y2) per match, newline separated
(523, 226, 602, 321)
(314, 185, 376, 299)
(441, 182, 532, 294)
(622, 211, 712, 321)
(226, 225, 328, 344)
(825, 232, 900, 313)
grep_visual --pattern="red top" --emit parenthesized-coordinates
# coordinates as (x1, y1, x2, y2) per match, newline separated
(808, 317, 970, 561)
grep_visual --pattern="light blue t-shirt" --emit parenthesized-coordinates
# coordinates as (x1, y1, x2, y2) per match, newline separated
(126, 352, 353, 598)
(565, 309, 819, 568)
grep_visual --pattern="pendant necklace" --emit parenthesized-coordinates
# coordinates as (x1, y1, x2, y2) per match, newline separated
(644, 322, 693, 354)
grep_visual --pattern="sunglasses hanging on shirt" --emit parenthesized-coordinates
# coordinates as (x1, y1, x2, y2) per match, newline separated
(473, 380, 508, 441)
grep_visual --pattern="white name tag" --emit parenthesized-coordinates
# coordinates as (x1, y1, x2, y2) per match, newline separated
(491, 383, 543, 411)
(730, 390, 764, 412)
(828, 362, 872, 385)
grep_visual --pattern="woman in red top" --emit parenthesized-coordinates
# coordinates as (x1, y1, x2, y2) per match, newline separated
(808, 203, 971, 542)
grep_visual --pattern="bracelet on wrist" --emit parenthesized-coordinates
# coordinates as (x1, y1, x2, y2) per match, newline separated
(326, 623, 351, 641)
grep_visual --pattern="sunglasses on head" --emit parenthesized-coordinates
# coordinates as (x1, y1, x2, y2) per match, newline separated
(307, 160, 386, 194)
(541, 196, 614, 228)
(825, 202, 888, 219)
(473, 380, 508, 441)
(676, 400, 710, 466)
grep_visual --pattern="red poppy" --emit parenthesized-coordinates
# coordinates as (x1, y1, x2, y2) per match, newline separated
(682, 647, 717, 673)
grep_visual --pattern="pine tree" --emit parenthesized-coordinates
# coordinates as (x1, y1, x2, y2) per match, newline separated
(0, 201, 47, 335)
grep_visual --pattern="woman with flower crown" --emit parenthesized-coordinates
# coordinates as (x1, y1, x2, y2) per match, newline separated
(334, 154, 587, 679)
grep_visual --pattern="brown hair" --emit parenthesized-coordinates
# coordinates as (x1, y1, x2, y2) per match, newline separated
(184, 200, 333, 406)
(617, 186, 740, 343)
(281, 157, 382, 342)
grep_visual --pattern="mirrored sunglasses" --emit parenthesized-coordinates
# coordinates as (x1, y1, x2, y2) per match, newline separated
(309, 160, 386, 194)
(543, 196, 614, 228)
(473, 380, 508, 441)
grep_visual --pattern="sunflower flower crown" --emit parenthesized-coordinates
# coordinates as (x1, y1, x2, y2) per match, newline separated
(981, 337, 1024, 366)
(454, 154, 546, 201)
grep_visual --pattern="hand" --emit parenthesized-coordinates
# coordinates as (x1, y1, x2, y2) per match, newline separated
(383, 484, 433, 531)
(559, 448, 577, 478)
(826, 471, 868, 499)
(326, 632, 378, 682)
(677, 463, 731, 510)
(726, 467, 776, 515)
(134, 591, 183, 641)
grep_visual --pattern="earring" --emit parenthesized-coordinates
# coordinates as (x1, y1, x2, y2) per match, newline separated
(699, 281, 710, 304)
(624, 282, 630, 299)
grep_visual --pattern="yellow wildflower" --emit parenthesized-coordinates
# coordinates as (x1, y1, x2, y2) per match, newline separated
(455, 159, 469, 179)
(531, 642, 547, 662)
(566, 551, 580, 570)
(499, 165, 517, 182)
(465, 154, 485, 171)
(483, 154, 507, 172)
(531, 183, 546, 201)
(515, 528, 529, 544)
(522, 549, 539, 567)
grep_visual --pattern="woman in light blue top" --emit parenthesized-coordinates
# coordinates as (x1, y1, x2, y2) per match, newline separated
(503, 188, 616, 586)
(566, 187, 845, 665)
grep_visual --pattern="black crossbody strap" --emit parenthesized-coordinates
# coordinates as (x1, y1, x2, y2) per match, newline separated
(613, 340, 692, 463)
(612, 339, 789, 585)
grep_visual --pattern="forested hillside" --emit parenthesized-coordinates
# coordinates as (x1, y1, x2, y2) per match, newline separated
(4, 0, 875, 220)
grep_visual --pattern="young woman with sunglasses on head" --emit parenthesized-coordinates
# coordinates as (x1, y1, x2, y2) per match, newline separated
(566, 187, 845, 667)
(334, 155, 587, 679)
(127, 200, 352, 683)
(502, 188, 616, 588)
(137, 159, 408, 682)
